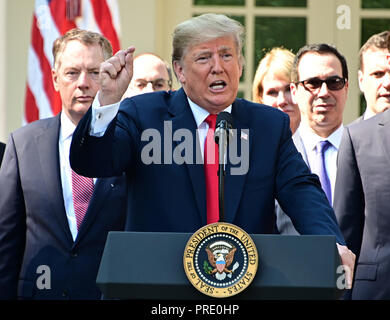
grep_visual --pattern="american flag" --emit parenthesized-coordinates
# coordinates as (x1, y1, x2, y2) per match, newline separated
(24, 0, 121, 124)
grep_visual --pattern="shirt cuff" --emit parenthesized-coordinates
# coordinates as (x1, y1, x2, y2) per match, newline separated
(90, 91, 121, 137)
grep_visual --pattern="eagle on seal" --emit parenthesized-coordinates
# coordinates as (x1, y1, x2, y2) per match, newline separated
(206, 244, 237, 279)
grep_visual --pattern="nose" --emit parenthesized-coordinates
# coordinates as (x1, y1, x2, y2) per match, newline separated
(77, 71, 90, 89)
(276, 91, 288, 108)
(211, 55, 223, 74)
(142, 82, 154, 93)
(382, 72, 390, 89)
(317, 81, 330, 97)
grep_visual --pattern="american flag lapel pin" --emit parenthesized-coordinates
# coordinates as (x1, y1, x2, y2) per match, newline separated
(241, 131, 248, 141)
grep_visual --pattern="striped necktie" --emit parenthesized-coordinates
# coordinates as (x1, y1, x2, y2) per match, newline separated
(71, 169, 94, 230)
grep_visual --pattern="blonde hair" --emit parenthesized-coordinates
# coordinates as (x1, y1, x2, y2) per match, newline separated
(252, 48, 295, 103)
(52, 28, 112, 71)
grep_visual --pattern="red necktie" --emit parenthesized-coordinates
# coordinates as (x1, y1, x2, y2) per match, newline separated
(204, 114, 219, 224)
(71, 169, 94, 230)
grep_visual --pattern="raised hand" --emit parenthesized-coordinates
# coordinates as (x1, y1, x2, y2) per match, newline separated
(98, 46, 136, 106)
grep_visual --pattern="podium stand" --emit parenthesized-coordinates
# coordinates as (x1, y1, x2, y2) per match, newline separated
(97, 232, 344, 300)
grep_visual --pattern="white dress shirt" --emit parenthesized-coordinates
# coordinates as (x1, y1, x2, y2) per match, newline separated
(59, 112, 96, 241)
(297, 124, 344, 205)
(90, 92, 231, 161)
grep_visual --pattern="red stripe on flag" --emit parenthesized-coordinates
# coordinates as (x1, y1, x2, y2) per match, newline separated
(49, 0, 77, 34)
(24, 86, 40, 123)
(31, 15, 62, 116)
(90, 0, 120, 53)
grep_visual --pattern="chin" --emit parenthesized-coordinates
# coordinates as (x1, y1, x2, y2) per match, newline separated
(73, 103, 91, 113)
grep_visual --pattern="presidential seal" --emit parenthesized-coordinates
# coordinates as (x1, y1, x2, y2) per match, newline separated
(183, 222, 258, 298)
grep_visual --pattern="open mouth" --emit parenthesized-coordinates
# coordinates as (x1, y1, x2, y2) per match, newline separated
(379, 93, 390, 99)
(209, 80, 227, 91)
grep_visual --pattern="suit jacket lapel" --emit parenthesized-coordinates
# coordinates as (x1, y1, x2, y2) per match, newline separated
(293, 131, 310, 167)
(378, 110, 390, 166)
(169, 89, 207, 225)
(224, 100, 250, 223)
(35, 114, 74, 244)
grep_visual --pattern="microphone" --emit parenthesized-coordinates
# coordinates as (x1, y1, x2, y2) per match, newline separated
(215, 112, 234, 145)
(214, 112, 234, 223)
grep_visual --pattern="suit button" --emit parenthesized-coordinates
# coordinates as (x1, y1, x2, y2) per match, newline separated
(71, 251, 78, 258)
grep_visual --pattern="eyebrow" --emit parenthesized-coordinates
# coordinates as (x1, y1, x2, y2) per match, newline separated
(134, 77, 167, 82)
(193, 45, 234, 57)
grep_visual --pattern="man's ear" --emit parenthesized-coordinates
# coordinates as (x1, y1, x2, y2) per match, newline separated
(173, 61, 185, 84)
(358, 69, 364, 93)
(290, 82, 298, 105)
(52, 68, 59, 92)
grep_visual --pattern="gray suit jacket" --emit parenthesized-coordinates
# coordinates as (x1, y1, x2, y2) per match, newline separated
(334, 109, 390, 299)
(276, 131, 309, 234)
(0, 114, 127, 299)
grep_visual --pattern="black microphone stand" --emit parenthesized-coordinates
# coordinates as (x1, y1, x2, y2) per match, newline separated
(215, 112, 233, 223)
(216, 121, 229, 223)
(218, 147, 226, 223)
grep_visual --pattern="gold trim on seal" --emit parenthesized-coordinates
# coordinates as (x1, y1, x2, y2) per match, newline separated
(183, 222, 258, 298)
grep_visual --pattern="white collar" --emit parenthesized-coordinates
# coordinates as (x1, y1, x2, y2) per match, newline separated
(59, 111, 76, 142)
(186, 97, 232, 128)
(298, 123, 344, 152)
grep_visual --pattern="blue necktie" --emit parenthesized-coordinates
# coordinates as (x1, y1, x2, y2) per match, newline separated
(315, 140, 332, 205)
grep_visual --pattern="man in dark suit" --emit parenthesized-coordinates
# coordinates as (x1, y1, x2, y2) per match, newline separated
(334, 109, 390, 299)
(334, 32, 390, 299)
(70, 13, 355, 287)
(0, 142, 5, 167)
(0, 29, 127, 299)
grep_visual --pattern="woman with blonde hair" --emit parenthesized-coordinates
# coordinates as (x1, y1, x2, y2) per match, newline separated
(252, 47, 300, 134)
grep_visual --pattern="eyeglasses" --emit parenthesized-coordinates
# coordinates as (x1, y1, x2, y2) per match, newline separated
(134, 79, 172, 91)
(296, 76, 347, 93)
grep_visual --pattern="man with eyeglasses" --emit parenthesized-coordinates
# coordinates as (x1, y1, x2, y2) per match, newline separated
(276, 43, 349, 236)
(333, 31, 390, 299)
(123, 53, 172, 99)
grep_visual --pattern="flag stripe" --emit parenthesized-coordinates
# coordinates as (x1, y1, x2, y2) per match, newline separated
(76, 0, 102, 34)
(106, 0, 121, 35)
(31, 15, 62, 116)
(90, 0, 120, 53)
(27, 47, 53, 119)
(35, 0, 61, 66)
(49, 0, 77, 35)
(24, 86, 40, 124)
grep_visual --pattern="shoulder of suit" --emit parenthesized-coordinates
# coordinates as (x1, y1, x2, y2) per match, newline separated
(11, 116, 59, 139)
(126, 90, 172, 105)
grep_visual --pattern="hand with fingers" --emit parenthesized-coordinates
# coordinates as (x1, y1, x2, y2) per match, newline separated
(98, 46, 136, 106)
(336, 243, 356, 290)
